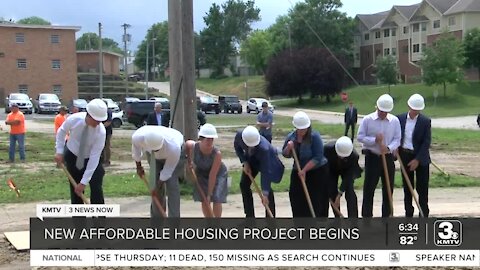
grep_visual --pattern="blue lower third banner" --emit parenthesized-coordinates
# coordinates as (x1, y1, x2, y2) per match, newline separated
(30, 218, 480, 267)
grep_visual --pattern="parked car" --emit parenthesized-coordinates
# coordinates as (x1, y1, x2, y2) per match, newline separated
(124, 100, 206, 128)
(4, 93, 33, 114)
(198, 96, 220, 114)
(111, 111, 124, 128)
(246, 98, 274, 114)
(218, 95, 242, 114)
(66, 99, 87, 113)
(102, 98, 121, 113)
(34, 93, 61, 114)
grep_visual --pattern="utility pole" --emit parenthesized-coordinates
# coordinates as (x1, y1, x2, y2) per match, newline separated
(152, 35, 156, 81)
(145, 39, 149, 99)
(169, 0, 183, 133)
(98, 22, 103, 98)
(181, 0, 196, 140)
(121, 23, 131, 97)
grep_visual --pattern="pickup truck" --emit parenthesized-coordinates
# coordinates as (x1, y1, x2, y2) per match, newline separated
(124, 100, 206, 128)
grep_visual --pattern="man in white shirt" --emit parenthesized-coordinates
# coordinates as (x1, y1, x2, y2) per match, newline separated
(357, 94, 401, 217)
(55, 99, 108, 204)
(132, 125, 184, 217)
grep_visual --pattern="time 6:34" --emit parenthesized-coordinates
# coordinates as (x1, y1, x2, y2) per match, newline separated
(398, 223, 419, 232)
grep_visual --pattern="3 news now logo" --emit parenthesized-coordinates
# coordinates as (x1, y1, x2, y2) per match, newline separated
(434, 220, 462, 247)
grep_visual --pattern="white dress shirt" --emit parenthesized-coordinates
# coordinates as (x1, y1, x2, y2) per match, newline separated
(402, 113, 418, 150)
(131, 125, 184, 181)
(55, 112, 106, 185)
(357, 111, 401, 155)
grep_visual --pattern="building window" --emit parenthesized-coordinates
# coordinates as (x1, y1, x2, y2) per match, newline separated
(52, 60, 61, 69)
(421, 43, 426, 52)
(392, 48, 397, 56)
(403, 26, 409, 34)
(384, 48, 390, 55)
(413, 44, 420, 53)
(355, 53, 360, 61)
(53, 85, 62, 96)
(421, 22, 427, 31)
(364, 33, 369, 40)
(413, 23, 419, 32)
(18, 85, 28, 94)
(391, 29, 396, 36)
(375, 31, 381, 39)
(17, 59, 27, 69)
(16, 33, 25, 43)
(448, 16, 455, 26)
(384, 29, 390, 37)
(50, 34, 60, 44)
(433, 20, 440, 29)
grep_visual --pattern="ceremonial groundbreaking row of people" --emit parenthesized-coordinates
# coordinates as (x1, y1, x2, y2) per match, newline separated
(54, 93, 431, 219)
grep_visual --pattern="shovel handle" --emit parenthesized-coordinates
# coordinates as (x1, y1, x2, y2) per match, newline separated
(60, 163, 90, 204)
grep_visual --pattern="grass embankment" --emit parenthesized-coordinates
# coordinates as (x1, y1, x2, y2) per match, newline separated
(197, 76, 480, 118)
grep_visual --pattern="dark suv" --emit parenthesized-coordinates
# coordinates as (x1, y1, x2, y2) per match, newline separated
(218, 95, 242, 114)
(125, 100, 206, 128)
(197, 96, 220, 114)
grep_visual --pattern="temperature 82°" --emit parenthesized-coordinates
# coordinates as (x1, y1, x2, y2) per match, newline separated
(399, 235, 418, 245)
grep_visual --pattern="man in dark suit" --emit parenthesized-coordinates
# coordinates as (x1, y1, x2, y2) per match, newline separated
(324, 136, 362, 218)
(146, 102, 169, 127)
(344, 101, 358, 141)
(397, 94, 431, 217)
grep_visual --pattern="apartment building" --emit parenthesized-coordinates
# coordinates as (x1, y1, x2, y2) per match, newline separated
(353, 0, 480, 84)
(0, 23, 80, 102)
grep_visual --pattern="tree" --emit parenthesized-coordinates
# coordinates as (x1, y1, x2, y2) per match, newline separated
(287, 0, 354, 54)
(267, 15, 294, 56)
(375, 55, 398, 94)
(200, 0, 260, 77)
(240, 30, 273, 74)
(76, 33, 123, 54)
(17, 16, 51, 25)
(134, 22, 169, 79)
(420, 32, 465, 97)
(463, 28, 480, 78)
(265, 47, 346, 102)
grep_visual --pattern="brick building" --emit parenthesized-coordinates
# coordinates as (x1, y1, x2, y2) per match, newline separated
(353, 0, 480, 84)
(0, 23, 80, 103)
(77, 50, 122, 76)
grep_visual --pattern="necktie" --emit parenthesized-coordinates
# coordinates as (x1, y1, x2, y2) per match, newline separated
(149, 151, 157, 190)
(75, 125, 89, 170)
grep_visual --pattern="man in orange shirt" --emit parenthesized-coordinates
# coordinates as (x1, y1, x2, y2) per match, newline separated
(54, 106, 68, 134)
(5, 104, 26, 163)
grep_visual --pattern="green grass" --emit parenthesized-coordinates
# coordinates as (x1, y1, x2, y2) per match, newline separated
(0, 167, 477, 204)
(195, 75, 480, 118)
(196, 76, 267, 99)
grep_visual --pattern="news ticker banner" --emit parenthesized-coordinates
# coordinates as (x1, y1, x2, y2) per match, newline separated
(30, 217, 480, 267)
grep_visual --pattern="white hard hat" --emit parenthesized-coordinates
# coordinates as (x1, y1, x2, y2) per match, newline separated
(335, 136, 353, 158)
(292, 111, 311, 129)
(376, 94, 394, 112)
(144, 132, 164, 151)
(407, 93, 425, 111)
(86, 98, 108, 121)
(242, 126, 260, 147)
(198, 123, 218, 138)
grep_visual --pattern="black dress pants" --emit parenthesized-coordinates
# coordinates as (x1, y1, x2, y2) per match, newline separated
(289, 165, 330, 218)
(239, 166, 276, 217)
(65, 148, 105, 204)
(399, 150, 430, 217)
(330, 173, 358, 218)
(361, 151, 394, 218)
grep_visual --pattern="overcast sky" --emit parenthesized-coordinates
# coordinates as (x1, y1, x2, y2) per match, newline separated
(2, 0, 420, 51)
